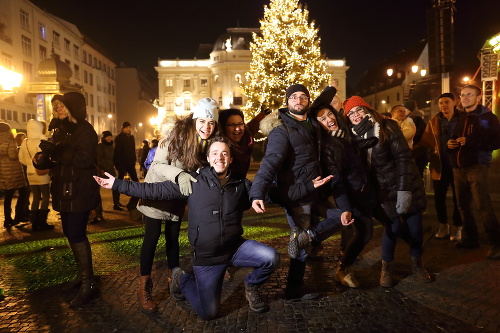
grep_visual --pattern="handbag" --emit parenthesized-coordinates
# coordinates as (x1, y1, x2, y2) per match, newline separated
(26, 144, 50, 176)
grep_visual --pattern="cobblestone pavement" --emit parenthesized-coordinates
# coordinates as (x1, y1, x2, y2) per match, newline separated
(1, 164, 499, 333)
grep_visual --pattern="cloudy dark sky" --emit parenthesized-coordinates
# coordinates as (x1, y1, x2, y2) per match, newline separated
(30, 0, 500, 89)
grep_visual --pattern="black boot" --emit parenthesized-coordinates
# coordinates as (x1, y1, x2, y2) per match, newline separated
(30, 210, 39, 232)
(284, 258, 318, 300)
(69, 241, 98, 307)
(4, 206, 14, 228)
(37, 210, 54, 231)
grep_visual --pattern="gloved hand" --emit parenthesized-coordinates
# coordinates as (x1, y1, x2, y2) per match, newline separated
(177, 172, 198, 196)
(396, 191, 412, 215)
(39, 140, 56, 155)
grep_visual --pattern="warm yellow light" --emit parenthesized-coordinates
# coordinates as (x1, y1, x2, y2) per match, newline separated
(411, 65, 419, 73)
(463, 76, 470, 83)
(420, 69, 427, 77)
(138, 123, 143, 127)
(0, 66, 23, 91)
(107, 114, 112, 119)
(387, 68, 394, 77)
(381, 100, 386, 104)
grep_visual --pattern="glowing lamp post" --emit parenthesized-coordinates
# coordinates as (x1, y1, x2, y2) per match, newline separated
(387, 64, 427, 100)
(0, 66, 23, 100)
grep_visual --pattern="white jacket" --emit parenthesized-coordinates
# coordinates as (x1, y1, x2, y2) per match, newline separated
(18, 119, 50, 185)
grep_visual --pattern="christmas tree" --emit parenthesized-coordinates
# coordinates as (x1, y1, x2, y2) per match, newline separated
(242, 0, 330, 118)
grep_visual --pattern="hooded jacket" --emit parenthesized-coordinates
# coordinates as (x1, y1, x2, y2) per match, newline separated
(0, 122, 26, 190)
(96, 136, 116, 175)
(18, 119, 50, 185)
(114, 167, 252, 266)
(249, 108, 321, 206)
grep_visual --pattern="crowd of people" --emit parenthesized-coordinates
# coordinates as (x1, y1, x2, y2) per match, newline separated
(1, 83, 499, 319)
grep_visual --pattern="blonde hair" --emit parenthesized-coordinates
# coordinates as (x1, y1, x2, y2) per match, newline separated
(52, 100, 77, 123)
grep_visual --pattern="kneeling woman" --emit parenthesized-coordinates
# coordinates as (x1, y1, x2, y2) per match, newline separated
(343, 96, 430, 287)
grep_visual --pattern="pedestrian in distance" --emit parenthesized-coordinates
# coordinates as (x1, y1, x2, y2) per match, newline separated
(94, 136, 280, 320)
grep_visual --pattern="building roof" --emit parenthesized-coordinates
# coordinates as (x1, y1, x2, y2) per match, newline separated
(212, 27, 260, 52)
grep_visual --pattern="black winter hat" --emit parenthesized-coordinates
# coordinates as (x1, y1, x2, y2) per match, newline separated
(438, 92, 455, 100)
(102, 130, 112, 138)
(61, 92, 87, 121)
(122, 121, 131, 128)
(285, 84, 310, 100)
(403, 99, 417, 111)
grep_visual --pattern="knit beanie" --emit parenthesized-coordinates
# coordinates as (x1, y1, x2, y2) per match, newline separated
(285, 84, 310, 100)
(102, 130, 112, 138)
(122, 121, 131, 128)
(51, 94, 64, 104)
(61, 92, 87, 121)
(192, 97, 219, 122)
(343, 96, 371, 113)
(403, 99, 417, 112)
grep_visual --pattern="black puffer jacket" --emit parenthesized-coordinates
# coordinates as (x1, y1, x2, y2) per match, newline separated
(50, 120, 99, 213)
(113, 167, 251, 266)
(249, 108, 321, 206)
(113, 132, 136, 171)
(356, 119, 426, 218)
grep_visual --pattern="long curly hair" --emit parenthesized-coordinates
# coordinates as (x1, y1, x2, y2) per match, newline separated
(162, 114, 216, 172)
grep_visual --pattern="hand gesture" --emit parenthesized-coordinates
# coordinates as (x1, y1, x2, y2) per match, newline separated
(93, 172, 116, 189)
(312, 175, 333, 188)
(252, 199, 266, 213)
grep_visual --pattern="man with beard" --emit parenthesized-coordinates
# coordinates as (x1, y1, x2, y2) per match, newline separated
(250, 84, 323, 299)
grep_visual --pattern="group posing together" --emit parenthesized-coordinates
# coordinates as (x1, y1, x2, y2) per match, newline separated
(15, 81, 499, 320)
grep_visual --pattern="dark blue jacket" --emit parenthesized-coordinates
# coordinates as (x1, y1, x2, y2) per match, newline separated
(249, 108, 321, 206)
(113, 167, 251, 266)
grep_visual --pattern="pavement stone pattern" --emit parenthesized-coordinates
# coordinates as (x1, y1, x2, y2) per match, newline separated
(1, 163, 499, 332)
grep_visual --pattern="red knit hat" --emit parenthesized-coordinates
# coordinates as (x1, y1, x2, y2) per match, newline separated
(343, 96, 371, 114)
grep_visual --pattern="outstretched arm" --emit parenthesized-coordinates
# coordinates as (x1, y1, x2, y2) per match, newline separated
(94, 172, 115, 189)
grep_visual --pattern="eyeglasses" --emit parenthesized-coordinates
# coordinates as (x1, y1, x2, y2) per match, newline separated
(346, 108, 365, 118)
(288, 95, 309, 101)
(225, 122, 244, 128)
(460, 93, 476, 98)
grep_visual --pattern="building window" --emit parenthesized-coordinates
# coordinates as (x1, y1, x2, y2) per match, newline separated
(20, 9, 30, 31)
(38, 22, 46, 40)
(82, 50, 87, 63)
(73, 45, 79, 59)
(233, 97, 243, 105)
(89, 73, 93, 86)
(88, 53, 92, 64)
(53, 31, 60, 48)
(166, 102, 174, 111)
(93, 57, 97, 68)
(1, 52, 13, 67)
(39, 45, 47, 60)
(84, 92, 89, 105)
(214, 75, 219, 83)
(396, 92, 400, 102)
(23, 61, 33, 81)
(201, 79, 208, 87)
(64, 38, 70, 54)
(183, 79, 190, 88)
(74, 65, 80, 80)
(6, 110, 12, 121)
(184, 98, 191, 111)
(165, 79, 173, 87)
(386, 96, 390, 104)
(83, 70, 88, 83)
(13, 110, 18, 122)
(89, 94, 94, 107)
(64, 59, 70, 66)
(0, 109, 5, 119)
(21, 36, 32, 56)
(98, 60, 102, 69)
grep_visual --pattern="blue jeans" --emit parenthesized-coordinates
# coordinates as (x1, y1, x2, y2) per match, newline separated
(179, 240, 279, 320)
(453, 164, 500, 245)
(382, 212, 423, 262)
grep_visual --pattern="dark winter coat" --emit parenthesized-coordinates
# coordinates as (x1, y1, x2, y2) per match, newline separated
(113, 167, 251, 266)
(49, 120, 99, 212)
(355, 118, 426, 218)
(96, 139, 116, 176)
(113, 132, 136, 171)
(249, 108, 321, 206)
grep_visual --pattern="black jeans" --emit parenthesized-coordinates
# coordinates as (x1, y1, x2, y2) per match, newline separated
(433, 166, 462, 226)
(117, 165, 139, 210)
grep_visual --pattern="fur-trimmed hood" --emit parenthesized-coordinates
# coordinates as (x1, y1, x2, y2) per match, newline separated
(159, 114, 179, 138)
(259, 111, 283, 136)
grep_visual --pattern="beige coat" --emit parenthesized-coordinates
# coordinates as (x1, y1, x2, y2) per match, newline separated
(18, 119, 50, 185)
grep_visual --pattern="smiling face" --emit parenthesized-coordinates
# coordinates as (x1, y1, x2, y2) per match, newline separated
(460, 87, 481, 112)
(52, 101, 68, 120)
(207, 141, 232, 178)
(195, 117, 216, 140)
(316, 107, 339, 132)
(224, 114, 245, 143)
(391, 106, 408, 121)
(346, 106, 367, 125)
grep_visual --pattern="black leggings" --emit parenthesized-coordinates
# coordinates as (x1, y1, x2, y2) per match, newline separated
(140, 215, 181, 276)
(61, 211, 90, 243)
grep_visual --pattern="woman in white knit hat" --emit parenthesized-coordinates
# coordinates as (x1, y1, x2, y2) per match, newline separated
(135, 97, 219, 313)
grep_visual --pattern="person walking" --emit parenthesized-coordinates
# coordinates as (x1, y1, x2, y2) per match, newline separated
(18, 119, 54, 231)
(113, 121, 139, 211)
(35, 92, 100, 307)
(343, 96, 430, 287)
(0, 122, 28, 228)
(417, 93, 462, 241)
(95, 136, 279, 320)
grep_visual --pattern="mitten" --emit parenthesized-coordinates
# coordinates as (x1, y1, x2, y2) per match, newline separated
(177, 172, 198, 196)
(396, 191, 412, 215)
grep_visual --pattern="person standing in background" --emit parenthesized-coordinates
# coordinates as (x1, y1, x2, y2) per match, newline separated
(139, 139, 150, 179)
(404, 100, 428, 178)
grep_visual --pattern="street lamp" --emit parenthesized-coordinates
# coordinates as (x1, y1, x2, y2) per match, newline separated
(386, 64, 427, 100)
(0, 66, 23, 100)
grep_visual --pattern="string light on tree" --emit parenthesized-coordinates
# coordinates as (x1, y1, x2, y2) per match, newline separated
(241, 0, 330, 119)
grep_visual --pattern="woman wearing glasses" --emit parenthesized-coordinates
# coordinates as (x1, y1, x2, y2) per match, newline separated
(343, 96, 430, 288)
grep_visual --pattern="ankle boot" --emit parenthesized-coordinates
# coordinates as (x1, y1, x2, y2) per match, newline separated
(380, 260, 393, 288)
(411, 256, 431, 283)
(137, 275, 157, 313)
(30, 210, 40, 232)
(69, 241, 98, 307)
(245, 283, 268, 313)
(37, 210, 54, 231)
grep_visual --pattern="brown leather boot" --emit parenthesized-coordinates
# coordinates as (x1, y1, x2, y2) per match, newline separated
(380, 260, 393, 288)
(411, 257, 431, 283)
(137, 275, 157, 313)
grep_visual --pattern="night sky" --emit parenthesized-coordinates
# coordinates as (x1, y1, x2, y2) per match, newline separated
(30, 0, 500, 89)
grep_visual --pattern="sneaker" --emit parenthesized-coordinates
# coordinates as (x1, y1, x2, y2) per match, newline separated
(245, 284, 268, 313)
(486, 245, 500, 260)
(435, 224, 450, 239)
(336, 265, 359, 288)
(169, 267, 185, 300)
(449, 226, 462, 242)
